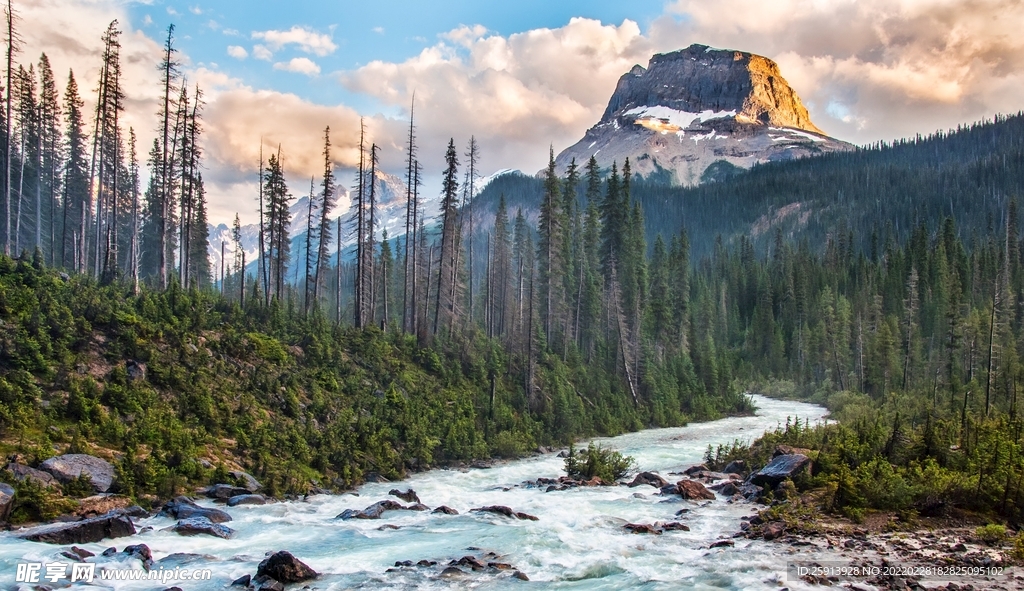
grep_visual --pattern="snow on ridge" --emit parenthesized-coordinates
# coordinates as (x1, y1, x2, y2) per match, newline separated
(624, 106, 737, 130)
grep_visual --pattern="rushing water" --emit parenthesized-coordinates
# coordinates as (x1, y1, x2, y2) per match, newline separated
(2, 396, 829, 590)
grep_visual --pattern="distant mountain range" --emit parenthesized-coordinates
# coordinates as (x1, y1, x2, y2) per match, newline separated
(205, 170, 411, 278)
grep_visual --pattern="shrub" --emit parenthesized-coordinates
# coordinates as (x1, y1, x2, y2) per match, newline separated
(564, 443, 635, 483)
(976, 524, 1007, 545)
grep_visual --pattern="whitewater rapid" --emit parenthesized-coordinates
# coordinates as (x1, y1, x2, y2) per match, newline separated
(2, 395, 829, 590)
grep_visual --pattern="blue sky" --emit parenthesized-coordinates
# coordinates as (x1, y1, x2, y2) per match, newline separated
(131, 0, 672, 116)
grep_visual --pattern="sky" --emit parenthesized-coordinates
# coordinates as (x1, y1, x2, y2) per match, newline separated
(18, 0, 1024, 226)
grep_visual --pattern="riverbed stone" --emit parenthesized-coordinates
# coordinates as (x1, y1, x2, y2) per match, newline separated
(675, 480, 716, 500)
(18, 513, 136, 544)
(173, 516, 234, 538)
(162, 496, 232, 523)
(471, 505, 539, 520)
(39, 454, 114, 492)
(751, 454, 811, 487)
(628, 472, 669, 488)
(389, 488, 420, 503)
(226, 494, 266, 507)
(432, 505, 459, 515)
(256, 551, 317, 583)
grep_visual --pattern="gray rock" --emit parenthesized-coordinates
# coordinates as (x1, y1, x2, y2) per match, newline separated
(226, 494, 266, 507)
(389, 488, 420, 503)
(204, 483, 251, 499)
(723, 460, 747, 475)
(230, 574, 251, 586)
(18, 513, 136, 544)
(432, 505, 459, 515)
(229, 470, 262, 492)
(6, 462, 58, 488)
(750, 454, 811, 487)
(173, 517, 234, 538)
(627, 471, 669, 488)
(162, 496, 232, 523)
(39, 454, 115, 492)
(256, 551, 317, 583)
(0, 482, 14, 522)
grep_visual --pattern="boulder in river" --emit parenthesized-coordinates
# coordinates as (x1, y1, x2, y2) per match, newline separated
(256, 551, 317, 583)
(227, 494, 266, 507)
(471, 505, 539, 520)
(173, 516, 234, 538)
(624, 523, 662, 534)
(337, 499, 405, 519)
(162, 496, 232, 523)
(750, 454, 811, 487)
(389, 488, 420, 503)
(39, 454, 114, 492)
(675, 480, 716, 500)
(0, 482, 14, 523)
(18, 513, 136, 544)
(432, 505, 459, 515)
(124, 544, 154, 569)
(627, 472, 669, 488)
(683, 464, 708, 475)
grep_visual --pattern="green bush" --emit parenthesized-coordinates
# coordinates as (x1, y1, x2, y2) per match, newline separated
(976, 524, 1007, 545)
(564, 443, 636, 483)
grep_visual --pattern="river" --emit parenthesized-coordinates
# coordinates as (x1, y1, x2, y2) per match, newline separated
(2, 395, 829, 590)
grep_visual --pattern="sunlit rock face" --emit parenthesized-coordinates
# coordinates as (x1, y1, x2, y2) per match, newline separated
(555, 44, 853, 184)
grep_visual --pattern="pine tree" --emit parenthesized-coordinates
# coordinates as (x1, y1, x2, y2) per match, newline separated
(156, 24, 179, 288)
(38, 54, 60, 265)
(60, 70, 87, 270)
(313, 126, 335, 306)
(262, 150, 291, 300)
(434, 138, 459, 336)
(537, 146, 562, 346)
(402, 96, 417, 333)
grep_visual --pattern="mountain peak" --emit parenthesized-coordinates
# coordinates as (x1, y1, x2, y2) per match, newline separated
(554, 44, 851, 185)
(601, 44, 823, 134)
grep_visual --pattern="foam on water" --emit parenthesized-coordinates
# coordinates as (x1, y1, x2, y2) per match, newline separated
(1, 396, 828, 590)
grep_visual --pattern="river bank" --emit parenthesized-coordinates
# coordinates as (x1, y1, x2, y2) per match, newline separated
(5, 394, 1022, 590)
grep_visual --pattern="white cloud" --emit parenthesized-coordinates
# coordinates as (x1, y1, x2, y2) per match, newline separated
(189, 6, 203, 15)
(166, 6, 178, 16)
(222, 28, 240, 36)
(227, 45, 248, 60)
(252, 26, 337, 56)
(441, 24, 488, 47)
(274, 57, 321, 76)
(343, 18, 651, 179)
(252, 44, 273, 61)
(372, 26, 384, 35)
(142, 14, 152, 26)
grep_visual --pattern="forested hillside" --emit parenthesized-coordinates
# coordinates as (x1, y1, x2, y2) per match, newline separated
(473, 113, 1024, 263)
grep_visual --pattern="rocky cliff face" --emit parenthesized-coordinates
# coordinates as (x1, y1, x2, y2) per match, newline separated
(555, 44, 852, 184)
